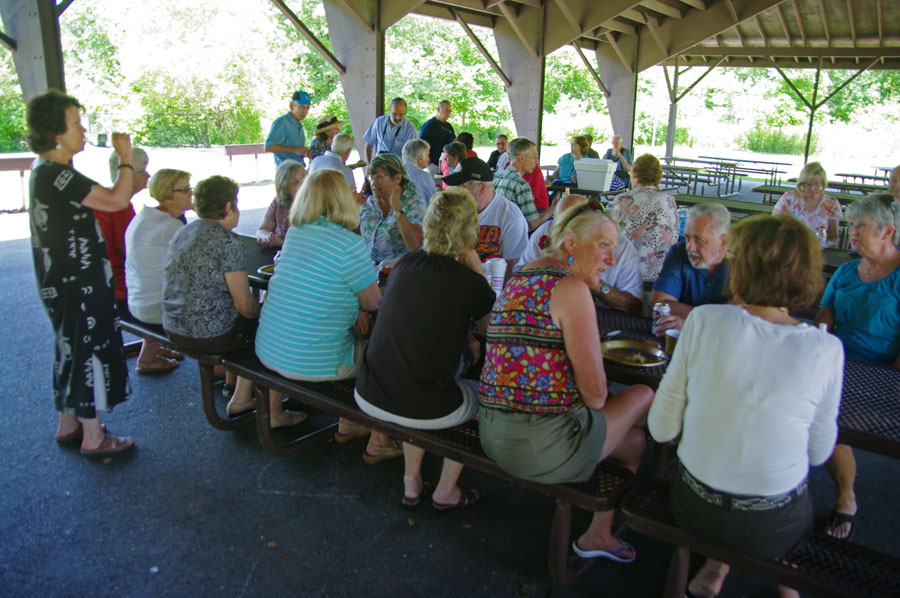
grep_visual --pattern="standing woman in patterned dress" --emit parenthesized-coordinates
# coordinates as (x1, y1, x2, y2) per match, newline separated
(27, 90, 136, 457)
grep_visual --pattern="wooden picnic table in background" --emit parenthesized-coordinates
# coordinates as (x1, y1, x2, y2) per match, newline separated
(786, 177, 888, 195)
(699, 155, 790, 186)
(662, 164, 710, 195)
(674, 193, 773, 217)
(0, 154, 35, 211)
(663, 157, 740, 197)
(752, 184, 860, 205)
(836, 172, 890, 185)
(873, 166, 894, 178)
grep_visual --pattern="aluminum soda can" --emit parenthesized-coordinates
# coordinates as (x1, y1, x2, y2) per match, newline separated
(652, 302, 671, 328)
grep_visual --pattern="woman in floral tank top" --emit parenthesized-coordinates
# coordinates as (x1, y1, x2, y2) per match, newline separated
(478, 199, 654, 563)
(773, 161, 842, 246)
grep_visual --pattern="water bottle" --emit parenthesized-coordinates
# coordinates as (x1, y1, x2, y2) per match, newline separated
(677, 208, 689, 239)
(816, 226, 827, 249)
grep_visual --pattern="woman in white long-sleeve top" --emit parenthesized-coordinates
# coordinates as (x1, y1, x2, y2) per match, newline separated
(648, 214, 844, 598)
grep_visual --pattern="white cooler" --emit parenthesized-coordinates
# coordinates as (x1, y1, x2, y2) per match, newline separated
(574, 158, 617, 192)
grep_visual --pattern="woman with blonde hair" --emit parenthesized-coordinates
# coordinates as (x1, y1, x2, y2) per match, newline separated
(355, 187, 496, 510)
(255, 169, 399, 462)
(479, 200, 653, 561)
(124, 168, 194, 373)
(774, 161, 842, 246)
(547, 135, 590, 184)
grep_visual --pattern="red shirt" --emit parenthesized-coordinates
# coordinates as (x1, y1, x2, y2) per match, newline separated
(523, 164, 549, 210)
(94, 205, 135, 301)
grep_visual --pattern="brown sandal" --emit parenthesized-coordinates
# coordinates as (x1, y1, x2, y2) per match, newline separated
(80, 435, 135, 458)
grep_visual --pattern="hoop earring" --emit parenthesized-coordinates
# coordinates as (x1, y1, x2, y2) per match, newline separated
(567, 255, 573, 266)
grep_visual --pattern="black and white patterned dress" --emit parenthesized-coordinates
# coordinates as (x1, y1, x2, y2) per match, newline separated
(29, 160, 131, 418)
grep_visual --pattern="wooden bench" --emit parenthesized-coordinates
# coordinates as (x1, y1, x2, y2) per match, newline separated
(0, 155, 35, 211)
(222, 143, 267, 182)
(220, 348, 635, 587)
(618, 478, 900, 598)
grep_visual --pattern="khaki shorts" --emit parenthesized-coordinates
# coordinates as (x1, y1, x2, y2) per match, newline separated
(478, 405, 607, 484)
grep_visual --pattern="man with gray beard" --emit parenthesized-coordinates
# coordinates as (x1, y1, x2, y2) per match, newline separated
(651, 203, 730, 333)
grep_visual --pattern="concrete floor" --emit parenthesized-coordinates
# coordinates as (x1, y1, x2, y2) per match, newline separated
(2, 200, 898, 598)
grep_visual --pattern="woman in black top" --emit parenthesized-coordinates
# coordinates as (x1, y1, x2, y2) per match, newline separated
(355, 187, 495, 510)
(27, 90, 137, 457)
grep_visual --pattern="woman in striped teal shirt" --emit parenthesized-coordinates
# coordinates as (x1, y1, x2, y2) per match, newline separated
(255, 169, 401, 463)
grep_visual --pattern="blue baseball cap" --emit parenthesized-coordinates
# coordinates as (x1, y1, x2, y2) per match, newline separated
(291, 90, 311, 105)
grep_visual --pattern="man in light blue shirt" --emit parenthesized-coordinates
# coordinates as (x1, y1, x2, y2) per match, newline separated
(265, 90, 310, 166)
(401, 139, 436, 205)
(308, 133, 359, 195)
(363, 97, 417, 161)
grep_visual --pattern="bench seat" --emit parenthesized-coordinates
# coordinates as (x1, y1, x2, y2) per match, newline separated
(618, 478, 900, 598)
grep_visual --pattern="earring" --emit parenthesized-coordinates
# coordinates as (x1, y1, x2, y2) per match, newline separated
(567, 255, 573, 266)
(55, 143, 62, 151)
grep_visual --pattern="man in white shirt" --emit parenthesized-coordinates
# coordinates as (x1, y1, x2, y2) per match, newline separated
(363, 97, 418, 161)
(307, 133, 360, 198)
(402, 139, 437, 205)
(516, 194, 643, 314)
(443, 157, 528, 283)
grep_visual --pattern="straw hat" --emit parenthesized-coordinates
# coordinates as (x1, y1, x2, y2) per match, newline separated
(314, 114, 344, 135)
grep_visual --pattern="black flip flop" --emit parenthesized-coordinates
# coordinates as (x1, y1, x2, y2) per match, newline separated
(827, 510, 856, 540)
(401, 482, 432, 511)
(432, 488, 479, 512)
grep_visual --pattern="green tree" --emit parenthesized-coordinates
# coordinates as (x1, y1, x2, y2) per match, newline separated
(0, 52, 27, 152)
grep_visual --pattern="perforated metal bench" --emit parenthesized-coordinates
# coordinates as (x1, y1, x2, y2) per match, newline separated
(220, 348, 635, 586)
(618, 478, 900, 598)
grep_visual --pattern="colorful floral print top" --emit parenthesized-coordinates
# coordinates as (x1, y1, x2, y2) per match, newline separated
(772, 190, 843, 234)
(478, 266, 582, 415)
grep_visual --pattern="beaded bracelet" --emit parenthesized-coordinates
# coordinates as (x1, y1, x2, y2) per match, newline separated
(117, 164, 133, 170)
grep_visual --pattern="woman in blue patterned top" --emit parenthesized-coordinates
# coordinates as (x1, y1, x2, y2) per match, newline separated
(815, 193, 900, 541)
(255, 169, 401, 464)
(358, 153, 426, 264)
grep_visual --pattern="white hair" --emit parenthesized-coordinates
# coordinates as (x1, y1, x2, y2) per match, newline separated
(688, 203, 731, 236)
(331, 133, 354, 155)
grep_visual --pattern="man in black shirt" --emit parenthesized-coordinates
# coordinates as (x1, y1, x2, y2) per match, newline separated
(487, 134, 508, 170)
(419, 100, 455, 175)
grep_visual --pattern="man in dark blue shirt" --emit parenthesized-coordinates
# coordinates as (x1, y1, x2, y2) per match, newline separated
(651, 203, 731, 333)
(419, 100, 455, 174)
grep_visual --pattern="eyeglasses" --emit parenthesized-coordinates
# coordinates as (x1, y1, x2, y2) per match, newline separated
(172, 186, 193, 193)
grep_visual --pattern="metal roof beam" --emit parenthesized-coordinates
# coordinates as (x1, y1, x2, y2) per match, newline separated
(0, 30, 15, 51)
(571, 41, 609, 96)
(845, 0, 856, 47)
(817, 0, 831, 47)
(605, 31, 635, 75)
(641, 0, 683, 19)
(683, 47, 900, 59)
(448, 7, 512, 87)
(55, 0, 75, 17)
(791, 0, 807, 45)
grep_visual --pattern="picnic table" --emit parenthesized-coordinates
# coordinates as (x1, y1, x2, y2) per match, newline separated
(546, 184, 626, 199)
(873, 166, 894, 178)
(662, 165, 710, 195)
(663, 157, 741, 197)
(699, 155, 790, 186)
(751, 184, 860, 206)
(674, 193, 772, 217)
(786, 177, 888, 195)
(596, 306, 900, 459)
(836, 172, 890, 185)
(238, 233, 278, 290)
(0, 154, 35, 210)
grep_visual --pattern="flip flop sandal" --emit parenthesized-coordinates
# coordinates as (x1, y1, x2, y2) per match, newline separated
(80, 435, 135, 459)
(827, 510, 857, 541)
(572, 537, 636, 563)
(225, 397, 255, 417)
(401, 482, 432, 511)
(362, 440, 403, 465)
(432, 488, 479, 512)
(56, 423, 106, 445)
(271, 411, 308, 429)
(156, 347, 184, 360)
(334, 421, 370, 444)
(135, 356, 179, 375)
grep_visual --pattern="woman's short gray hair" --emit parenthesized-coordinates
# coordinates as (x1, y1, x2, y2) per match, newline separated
(545, 199, 617, 256)
(331, 133, 354, 155)
(274, 159, 306, 207)
(846, 194, 900, 246)
(688, 203, 731, 236)
(797, 161, 827, 187)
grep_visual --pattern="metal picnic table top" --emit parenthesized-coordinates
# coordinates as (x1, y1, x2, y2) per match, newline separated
(674, 193, 773, 215)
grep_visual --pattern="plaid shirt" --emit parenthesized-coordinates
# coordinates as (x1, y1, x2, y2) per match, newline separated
(494, 167, 538, 222)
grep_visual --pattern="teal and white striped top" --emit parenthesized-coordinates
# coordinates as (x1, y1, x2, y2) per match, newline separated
(255, 217, 377, 378)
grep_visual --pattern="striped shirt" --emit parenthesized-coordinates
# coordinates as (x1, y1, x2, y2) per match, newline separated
(493, 166, 538, 222)
(255, 218, 376, 378)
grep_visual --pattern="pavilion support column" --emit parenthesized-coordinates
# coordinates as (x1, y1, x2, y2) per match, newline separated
(595, 34, 638, 150)
(663, 65, 680, 159)
(322, 0, 383, 159)
(0, 0, 65, 100)
(493, 20, 544, 146)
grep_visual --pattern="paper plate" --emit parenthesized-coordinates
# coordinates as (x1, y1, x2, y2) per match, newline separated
(601, 339, 667, 367)
(256, 264, 275, 277)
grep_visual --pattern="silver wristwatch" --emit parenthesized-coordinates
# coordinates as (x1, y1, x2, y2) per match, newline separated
(600, 283, 611, 295)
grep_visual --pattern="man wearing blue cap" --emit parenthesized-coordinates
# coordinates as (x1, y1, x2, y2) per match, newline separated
(265, 90, 310, 165)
